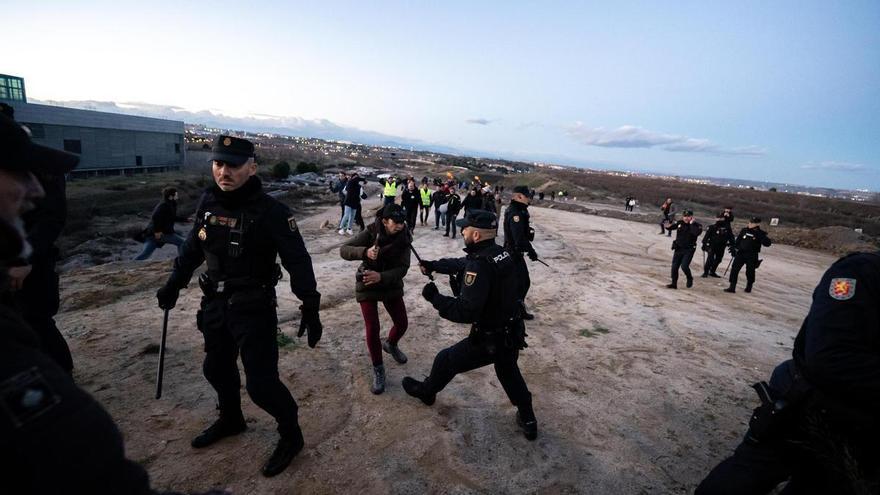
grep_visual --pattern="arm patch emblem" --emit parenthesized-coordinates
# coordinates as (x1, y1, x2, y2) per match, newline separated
(464, 271, 478, 286)
(288, 216, 298, 232)
(513, 215, 520, 222)
(1, 367, 61, 428)
(829, 278, 856, 300)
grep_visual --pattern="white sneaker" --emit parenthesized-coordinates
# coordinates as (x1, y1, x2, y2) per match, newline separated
(338, 229, 345, 235)
(345, 229, 353, 235)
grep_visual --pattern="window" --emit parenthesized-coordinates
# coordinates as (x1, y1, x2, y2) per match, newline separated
(136, 155, 143, 166)
(63, 139, 81, 154)
(174, 143, 180, 153)
(0, 75, 26, 102)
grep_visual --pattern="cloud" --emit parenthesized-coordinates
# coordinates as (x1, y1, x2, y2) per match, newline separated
(566, 123, 765, 156)
(801, 161, 867, 172)
(465, 117, 493, 125)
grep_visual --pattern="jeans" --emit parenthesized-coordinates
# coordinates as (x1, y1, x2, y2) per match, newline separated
(435, 208, 446, 228)
(339, 205, 356, 230)
(134, 233, 185, 260)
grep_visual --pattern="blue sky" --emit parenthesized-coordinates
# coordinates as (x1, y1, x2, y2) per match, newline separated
(5, 1, 879, 189)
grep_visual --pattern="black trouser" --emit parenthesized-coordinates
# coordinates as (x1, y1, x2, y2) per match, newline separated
(729, 252, 759, 290)
(198, 291, 299, 438)
(355, 205, 365, 230)
(671, 247, 695, 285)
(420, 204, 430, 224)
(405, 205, 418, 232)
(17, 256, 73, 373)
(511, 252, 531, 302)
(423, 334, 532, 409)
(704, 245, 726, 275)
(445, 211, 459, 237)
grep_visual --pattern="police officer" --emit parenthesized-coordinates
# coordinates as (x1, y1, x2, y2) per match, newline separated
(504, 185, 538, 320)
(701, 212, 735, 278)
(721, 206, 734, 226)
(696, 252, 880, 493)
(665, 209, 702, 289)
(403, 209, 537, 440)
(725, 217, 772, 293)
(156, 135, 324, 477)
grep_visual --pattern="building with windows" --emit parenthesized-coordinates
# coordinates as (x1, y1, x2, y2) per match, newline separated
(1, 74, 184, 176)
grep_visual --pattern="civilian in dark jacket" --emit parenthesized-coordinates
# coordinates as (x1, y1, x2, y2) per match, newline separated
(338, 173, 365, 234)
(134, 187, 188, 260)
(431, 184, 447, 230)
(444, 188, 463, 238)
(401, 180, 420, 233)
(329, 172, 348, 222)
(339, 204, 411, 394)
(462, 188, 482, 215)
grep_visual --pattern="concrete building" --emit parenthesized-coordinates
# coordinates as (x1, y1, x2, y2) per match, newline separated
(1, 74, 185, 176)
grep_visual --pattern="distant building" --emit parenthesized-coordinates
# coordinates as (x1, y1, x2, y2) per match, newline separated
(1, 74, 184, 177)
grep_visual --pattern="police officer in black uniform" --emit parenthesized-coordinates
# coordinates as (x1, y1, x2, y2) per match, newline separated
(725, 217, 772, 293)
(402, 209, 538, 440)
(696, 252, 880, 494)
(504, 185, 538, 320)
(665, 209, 702, 289)
(701, 212, 735, 278)
(156, 135, 324, 477)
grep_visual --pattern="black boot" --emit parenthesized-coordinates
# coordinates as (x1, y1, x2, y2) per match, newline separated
(520, 301, 535, 320)
(666, 283, 677, 289)
(261, 428, 305, 477)
(745, 284, 753, 293)
(191, 414, 247, 449)
(724, 286, 735, 293)
(701, 272, 708, 278)
(709, 272, 721, 278)
(382, 339, 408, 364)
(516, 405, 538, 441)
(686, 278, 693, 288)
(402, 376, 436, 406)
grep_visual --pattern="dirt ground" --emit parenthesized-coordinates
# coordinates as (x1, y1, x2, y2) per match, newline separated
(56, 198, 836, 494)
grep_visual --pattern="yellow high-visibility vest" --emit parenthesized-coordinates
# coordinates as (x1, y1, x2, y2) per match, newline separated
(420, 188, 432, 205)
(383, 180, 397, 197)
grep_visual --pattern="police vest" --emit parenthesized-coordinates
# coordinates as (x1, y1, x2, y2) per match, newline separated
(420, 188, 432, 205)
(383, 181, 397, 197)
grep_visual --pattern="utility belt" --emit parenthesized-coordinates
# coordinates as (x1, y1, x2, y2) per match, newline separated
(672, 240, 696, 250)
(469, 317, 528, 353)
(198, 264, 281, 299)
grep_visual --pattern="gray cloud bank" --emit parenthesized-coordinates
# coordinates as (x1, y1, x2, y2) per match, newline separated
(566, 123, 765, 156)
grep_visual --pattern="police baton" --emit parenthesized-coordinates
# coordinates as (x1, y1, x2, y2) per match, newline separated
(155, 309, 169, 400)
(722, 257, 734, 277)
(409, 245, 435, 281)
(533, 258, 551, 268)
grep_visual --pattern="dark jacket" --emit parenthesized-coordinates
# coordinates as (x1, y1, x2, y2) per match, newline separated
(432, 190, 447, 208)
(504, 200, 534, 256)
(734, 226, 772, 255)
(702, 222, 735, 249)
(401, 189, 420, 210)
(446, 193, 462, 215)
(668, 220, 703, 250)
(343, 177, 365, 208)
(339, 223, 411, 302)
(150, 199, 187, 236)
(462, 192, 482, 212)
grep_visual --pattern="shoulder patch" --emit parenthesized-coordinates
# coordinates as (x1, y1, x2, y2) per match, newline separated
(829, 278, 856, 300)
(287, 215, 298, 232)
(1, 367, 61, 428)
(464, 271, 478, 286)
(513, 215, 520, 222)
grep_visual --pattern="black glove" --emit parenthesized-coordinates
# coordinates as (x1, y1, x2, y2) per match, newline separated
(297, 304, 323, 348)
(729, 246, 737, 256)
(156, 283, 180, 310)
(527, 250, 538, 262)
(419, 260, 435, 275)
(422, 282, 439, 302)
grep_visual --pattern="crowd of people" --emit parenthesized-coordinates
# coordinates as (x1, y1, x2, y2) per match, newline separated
(2, 109, 877, 493)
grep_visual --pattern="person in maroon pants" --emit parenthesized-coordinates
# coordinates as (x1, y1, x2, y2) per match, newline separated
(340, 204, 412, 394)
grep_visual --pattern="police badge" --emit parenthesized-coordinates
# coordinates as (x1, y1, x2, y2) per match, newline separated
(198, 227, 207, 241)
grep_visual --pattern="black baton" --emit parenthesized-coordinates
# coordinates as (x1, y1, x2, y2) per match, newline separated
(155, 309, 169, 400)
(409, 245, 434, 281)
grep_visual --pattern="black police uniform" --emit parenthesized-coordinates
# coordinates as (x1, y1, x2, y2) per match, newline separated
(666, 218, 702, 287)
(503, 197, 537, 306)
(697, 252, 880, 494)
(702, 220, 735, 277)
(406, 210, 537, 439)
(728, 224, 772, 292)
(15, 172, 74, 373)
(164, 174, 320, 441)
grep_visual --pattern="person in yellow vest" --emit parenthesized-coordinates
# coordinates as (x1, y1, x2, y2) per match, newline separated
(381, 177, 399, 206)
(419, 182, 433, 226)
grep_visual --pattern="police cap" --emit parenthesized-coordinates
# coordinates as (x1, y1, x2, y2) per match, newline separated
(455, 209, 498, 230)
(513, 185, 530, 195)
(211, 135, 255, 166)
(0, 114, 79, 174)
(750, 216, 762, 224)
(682, 209, 694, 216)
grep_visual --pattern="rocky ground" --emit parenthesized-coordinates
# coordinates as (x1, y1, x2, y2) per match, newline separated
(57, 197, 838, 494)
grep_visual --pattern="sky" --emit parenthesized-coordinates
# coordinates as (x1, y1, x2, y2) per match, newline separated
(5, 0, 880, 190)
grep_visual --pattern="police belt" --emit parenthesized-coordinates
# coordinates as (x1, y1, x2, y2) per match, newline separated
(198, 273, 278, 297)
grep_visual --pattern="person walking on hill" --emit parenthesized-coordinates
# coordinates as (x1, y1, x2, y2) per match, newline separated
(134, 187, 189, 260)
(339, 204, 411, 394)
(665, 209, 702, 289)
(329, 172, 348, 223)
(419, 182, 432, 226)
(701, 213, 735, 278)
(432, 183, 447, 230)
(462, 188, 482, 216)
(380, 176, 399, 206)
(504, 185, 538, 319)
(401, 180, 420, 233)
(659, 198, 675, 236)
(444, 188, 463, 238)
(338, 172, 365, 235)
(725, 217, 772, 293)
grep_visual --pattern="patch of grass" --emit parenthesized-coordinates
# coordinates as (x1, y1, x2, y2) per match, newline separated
(276, 329, 297, 348)
(579, 324, 611, 338)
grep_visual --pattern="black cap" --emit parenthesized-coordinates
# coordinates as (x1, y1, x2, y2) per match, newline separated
(211, 135, 255, 166)
(455, 209, 498, 230)
(380, 203, 406, 223)
(682, 209, 694, 216)
(750, 216, 762, 223)
(0, 114, 79, 174)
(513, 185, 530, 195)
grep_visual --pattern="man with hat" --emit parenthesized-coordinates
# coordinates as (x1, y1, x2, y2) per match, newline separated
(725, 217, 772, 293)
(504, 185, 539, 319)
(665, 209, 703, 289)
(404, 209, 538, 440)
(0, 114, 196, 493)
(156, 134, 324, 476)
(701, 212, 736, 278)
